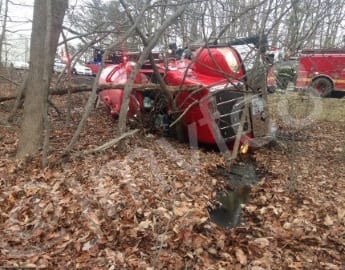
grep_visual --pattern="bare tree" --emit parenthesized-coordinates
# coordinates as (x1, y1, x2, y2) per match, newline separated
(0, 0, 8, 66)
(17, 0, 68, 161)
(117, 2, 187, 134)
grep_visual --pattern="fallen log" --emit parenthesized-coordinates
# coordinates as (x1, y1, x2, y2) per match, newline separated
(0, 83, 204, 102)
(0, 84, 93, 102)
(49, 83, 205, 95)
(1, 81, 250, 103)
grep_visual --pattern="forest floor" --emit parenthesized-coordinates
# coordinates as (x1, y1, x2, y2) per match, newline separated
(0, 87, 344, 269)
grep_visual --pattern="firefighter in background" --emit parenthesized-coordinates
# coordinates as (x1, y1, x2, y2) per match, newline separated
(275, 60, 297, 91)
(267, 47, 297, 93)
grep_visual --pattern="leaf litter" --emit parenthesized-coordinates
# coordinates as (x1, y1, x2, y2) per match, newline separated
(0, 92, 344, 269)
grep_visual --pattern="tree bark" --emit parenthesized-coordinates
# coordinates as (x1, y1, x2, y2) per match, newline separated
(17, 0, 68, 159)
(0, 0, 8, 66)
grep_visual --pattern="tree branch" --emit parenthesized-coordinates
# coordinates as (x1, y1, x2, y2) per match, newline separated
(84, 128, 139, 154)
(118, 2, 187, 134)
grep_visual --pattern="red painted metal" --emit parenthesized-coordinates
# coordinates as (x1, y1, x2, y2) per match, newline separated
(295, 50, 345, 94)
(98, 46, 265, 147)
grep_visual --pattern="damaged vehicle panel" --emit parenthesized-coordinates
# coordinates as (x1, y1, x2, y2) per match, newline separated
(98, 37, 271, 149)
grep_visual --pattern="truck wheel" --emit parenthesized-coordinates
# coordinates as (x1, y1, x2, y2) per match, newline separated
(310, 78, 332, 97)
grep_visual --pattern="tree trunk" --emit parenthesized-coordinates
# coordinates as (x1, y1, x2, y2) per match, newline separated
(0, 0, 9, 66)
(17, 0, 68, 159)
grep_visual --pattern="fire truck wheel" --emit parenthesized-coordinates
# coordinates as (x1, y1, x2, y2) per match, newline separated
(310, 77, 333, 97)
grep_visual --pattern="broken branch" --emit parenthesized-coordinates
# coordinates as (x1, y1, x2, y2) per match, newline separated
(85, 128, 139, 154)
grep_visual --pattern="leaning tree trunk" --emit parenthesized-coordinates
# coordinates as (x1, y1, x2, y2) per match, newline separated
(17, 0, 68, 159)
(118, 3, 186, 134)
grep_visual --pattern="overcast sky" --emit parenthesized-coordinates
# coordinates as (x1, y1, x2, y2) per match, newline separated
(6, 0, 33, 34)
(4, 0, 88, 62)
(3, 1, 32, 62)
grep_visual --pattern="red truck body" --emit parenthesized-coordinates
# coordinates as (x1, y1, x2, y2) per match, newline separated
(295, 49, 345, 97)
(98, 44, 270, 148)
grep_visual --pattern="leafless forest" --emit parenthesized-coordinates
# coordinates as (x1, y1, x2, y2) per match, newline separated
(0, 0, 344, 269)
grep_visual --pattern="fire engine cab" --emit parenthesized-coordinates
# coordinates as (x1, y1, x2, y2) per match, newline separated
(98, 37, 272, 150)
(295, 49, 345, 97)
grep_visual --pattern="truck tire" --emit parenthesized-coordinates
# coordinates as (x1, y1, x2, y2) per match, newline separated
(310, 77, 333, 97)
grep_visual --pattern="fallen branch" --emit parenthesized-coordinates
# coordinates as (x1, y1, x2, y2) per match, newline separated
(53, 83, 204, 94)
(0, 84, 92, 102)
(0, 74, 20, 85)
(0, 83, 204, 102)
(59, 74, 251, 95)
(169, 99, 199, 128)
(0, 96, 15, 102)
(50, 84, 93, 95)
(1, 82, 253, 103)
(84, 128, 139, 154)
(97, 83, 205, 93)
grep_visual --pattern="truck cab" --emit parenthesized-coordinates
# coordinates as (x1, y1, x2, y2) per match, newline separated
(98, 38, 272, 150)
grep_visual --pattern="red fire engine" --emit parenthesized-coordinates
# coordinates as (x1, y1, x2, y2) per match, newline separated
(295, 49, 345, 97)
(98, 38, 271, 150)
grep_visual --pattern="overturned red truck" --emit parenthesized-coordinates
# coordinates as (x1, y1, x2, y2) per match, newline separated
(98, 37, 272, 150)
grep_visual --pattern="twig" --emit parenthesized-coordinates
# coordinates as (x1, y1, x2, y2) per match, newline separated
(48, 98, 62, 115)
(0, 74, 20, 85)
(6, 73, 28, 122)
(84, 129, 139, 154)
(169, 99, 199, 128)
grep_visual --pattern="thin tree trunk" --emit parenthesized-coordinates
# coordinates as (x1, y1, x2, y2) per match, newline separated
(61, 30, 72, 127)
(0, 0, 8, 66)
(118, 4, 186, 134)
(62, 4, 148, 155)
(42, 0, 53, 168)
(7, 73, 28, 122)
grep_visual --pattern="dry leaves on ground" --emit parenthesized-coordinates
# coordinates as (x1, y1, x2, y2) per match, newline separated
(0, 92, 344, 269)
